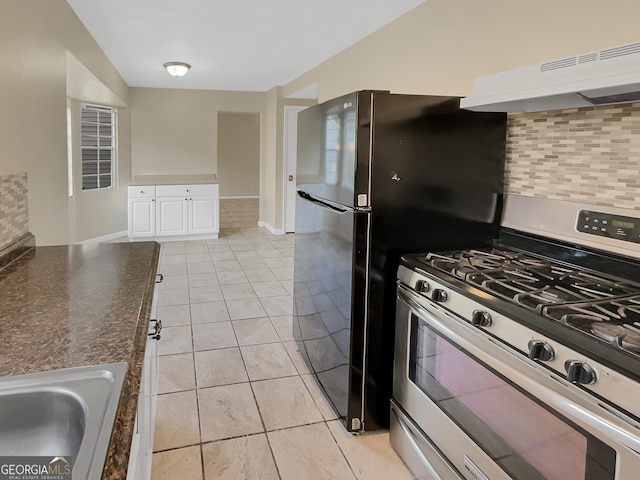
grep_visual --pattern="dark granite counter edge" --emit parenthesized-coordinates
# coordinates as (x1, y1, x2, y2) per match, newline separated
(0, 233, 35, 271)
(0, 237, 161, 479)
(102, 241, 161, 479)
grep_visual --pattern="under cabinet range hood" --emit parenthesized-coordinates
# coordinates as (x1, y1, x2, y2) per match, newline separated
(461, 41, 640, 112)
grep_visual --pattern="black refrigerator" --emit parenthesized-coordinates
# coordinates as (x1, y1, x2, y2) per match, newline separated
(293, 90, 506, 432)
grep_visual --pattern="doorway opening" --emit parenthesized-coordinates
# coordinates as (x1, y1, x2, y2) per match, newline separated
(217, 112, 260, 229)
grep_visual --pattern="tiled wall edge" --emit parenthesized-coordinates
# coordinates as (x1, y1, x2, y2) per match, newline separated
(0, 172, 29, 249)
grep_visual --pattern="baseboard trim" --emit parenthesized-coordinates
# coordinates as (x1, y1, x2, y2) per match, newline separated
(128, 233, 219, 242)
(258, 221, 285, 235)
(75, 230, 128, 244)
(220, 195, 259, 200)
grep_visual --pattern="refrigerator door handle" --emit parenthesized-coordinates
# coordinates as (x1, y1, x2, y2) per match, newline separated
(297, 190, 353, 214)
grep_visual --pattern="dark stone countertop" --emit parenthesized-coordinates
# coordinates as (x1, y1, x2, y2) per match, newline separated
(0, 234, 160, 479)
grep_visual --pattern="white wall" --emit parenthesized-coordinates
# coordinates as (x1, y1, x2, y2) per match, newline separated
(129, 88, 265, 178)
(284, 0, 640, 102)
(0, 0, 129, 245)
(260, 87, 281, 230)
(67, 99, 131, 242)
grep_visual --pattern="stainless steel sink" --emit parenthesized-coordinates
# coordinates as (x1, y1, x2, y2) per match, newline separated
(0, 362, 128, 479)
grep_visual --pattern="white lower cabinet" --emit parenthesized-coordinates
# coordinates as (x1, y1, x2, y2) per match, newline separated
(156, 197, 189, 236)
(128, 184, 219, 240)
(127, 285, 160, 480)
(128, 187, 156, 238)
(189, 195, 219, 234)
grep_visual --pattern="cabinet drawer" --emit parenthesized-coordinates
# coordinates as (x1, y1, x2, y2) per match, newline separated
(188, 184, 218, 196)
(128, 186, 156, 198)
(156, 184, 218, 197)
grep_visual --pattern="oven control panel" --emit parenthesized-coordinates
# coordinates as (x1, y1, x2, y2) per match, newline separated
(577, 210, 640, 244)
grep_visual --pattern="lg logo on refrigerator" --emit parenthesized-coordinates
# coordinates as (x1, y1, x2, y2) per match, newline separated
(343, 102, 353, 109)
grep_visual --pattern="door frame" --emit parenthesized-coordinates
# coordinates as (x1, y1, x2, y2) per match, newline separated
(283, 105, 308, 233)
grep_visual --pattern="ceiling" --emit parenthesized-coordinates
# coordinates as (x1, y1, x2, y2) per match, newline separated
(65, 0, 425, 96)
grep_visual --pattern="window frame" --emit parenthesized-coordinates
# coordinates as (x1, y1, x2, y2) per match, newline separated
(80, 103, 117, 191)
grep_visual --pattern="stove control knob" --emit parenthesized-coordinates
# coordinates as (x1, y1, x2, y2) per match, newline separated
(415, 280, 430, 293)
(564, 360, 597, 385)
(471, 310, 492, 327)
(432, 289, 448, 303)
(528, 340, 555, 362)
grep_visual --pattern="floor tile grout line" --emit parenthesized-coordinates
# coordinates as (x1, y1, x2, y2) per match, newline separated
(323, 420, 361, 480)
(152, 417, 332, 455)
(181, 241, 206, 479)
(246, 368, 284, 480)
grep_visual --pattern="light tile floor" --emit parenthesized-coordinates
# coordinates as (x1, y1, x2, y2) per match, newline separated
(148, 200, 415, 480)
(219, 197, 260, 229)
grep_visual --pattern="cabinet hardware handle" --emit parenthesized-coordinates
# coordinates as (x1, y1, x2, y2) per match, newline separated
(156, 273, 164, 283)
(152, 319, 163, 333)
(149, 319, 163, 340)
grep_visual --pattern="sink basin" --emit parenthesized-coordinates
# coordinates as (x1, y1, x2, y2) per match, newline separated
(0, 362, 128, 479)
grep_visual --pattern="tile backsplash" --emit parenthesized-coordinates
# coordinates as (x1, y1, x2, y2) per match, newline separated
(505, 103, 640, 211)
(0, 172, 29, 248)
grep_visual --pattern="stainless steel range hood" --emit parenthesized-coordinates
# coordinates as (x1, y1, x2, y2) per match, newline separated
(461, 41, 640, 112)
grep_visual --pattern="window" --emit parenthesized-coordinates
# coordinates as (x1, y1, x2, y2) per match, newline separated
(324, 114, 341, 185)
(341, 110, 356, 190)
(81, 103, 116, 190)
(324, 110, 356, 188)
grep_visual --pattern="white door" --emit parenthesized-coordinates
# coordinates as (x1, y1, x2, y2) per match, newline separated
(284, 105, 308, 233)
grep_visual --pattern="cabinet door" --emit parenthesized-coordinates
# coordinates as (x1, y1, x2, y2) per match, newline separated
(127, 344, 149, 480)
(156, 197, 188, 236)
(138, 332, 158, 479)
(126, 414, 140, 480)
(129, 198, 155, 237)
(189, 195, 219, 234)
(127, 291, 160, 480)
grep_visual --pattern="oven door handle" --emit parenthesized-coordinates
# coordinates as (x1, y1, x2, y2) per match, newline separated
(397, 284, 640, 454)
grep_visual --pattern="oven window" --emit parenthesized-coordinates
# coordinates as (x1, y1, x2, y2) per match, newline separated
(409, 315, 616, 480)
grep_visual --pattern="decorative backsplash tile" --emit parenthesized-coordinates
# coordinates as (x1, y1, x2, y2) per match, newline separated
(506, 103, 640, 211)
(0, 172, 29, 248)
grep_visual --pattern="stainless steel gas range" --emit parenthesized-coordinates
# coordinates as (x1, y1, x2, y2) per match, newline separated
(391, 195, 640, 480)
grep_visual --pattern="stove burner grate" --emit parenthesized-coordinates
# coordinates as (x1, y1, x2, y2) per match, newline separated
(590, 322, 640, 353)
(423, 247, 640, 358)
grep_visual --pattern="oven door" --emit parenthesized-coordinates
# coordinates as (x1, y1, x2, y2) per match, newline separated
(392, 283, 640, 480)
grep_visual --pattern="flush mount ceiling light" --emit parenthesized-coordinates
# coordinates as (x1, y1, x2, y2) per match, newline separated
(163, 62, 191, 77)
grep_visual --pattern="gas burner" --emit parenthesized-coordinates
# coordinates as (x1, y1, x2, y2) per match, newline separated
(424, 249, 550, 280)
(591, 322, 640, 353)
(421, 247, 640, 359)
(544, 296, 640, 323)
(426, 247, 640, 307)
